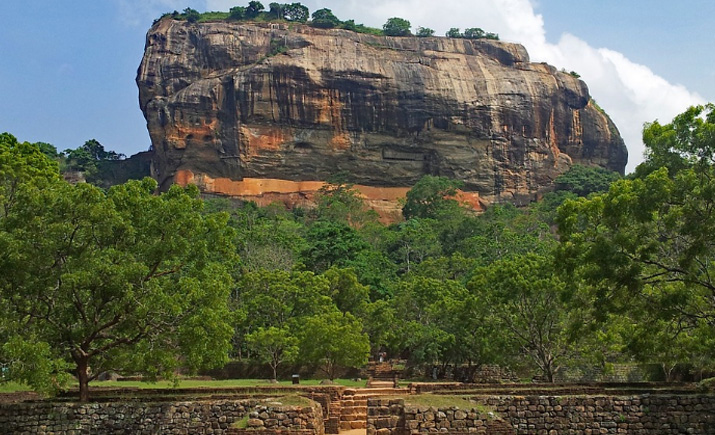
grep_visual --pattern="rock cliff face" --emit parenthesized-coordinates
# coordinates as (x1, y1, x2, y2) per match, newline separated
(137, 19, 627, 213)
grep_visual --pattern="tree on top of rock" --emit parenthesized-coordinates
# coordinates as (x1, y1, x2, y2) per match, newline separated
(310, 8, 340, 28)
(246, 1, 265, 19)
(383, 17, 411, 36)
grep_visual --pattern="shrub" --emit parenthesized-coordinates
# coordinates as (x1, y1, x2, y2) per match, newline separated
(383, 17, 411, 36)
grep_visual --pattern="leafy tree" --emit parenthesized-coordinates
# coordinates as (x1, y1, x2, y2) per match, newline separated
(464, 27, 485, 39)
(268, 2, 284, 19)
(383, 17, 411, 36)
(324, 267, 370, 316)
(556, 106, 715, 372)
(416, 27, 435, 37)
(236, 269, 332, 331)
(402, 175, 464, 220)
(0, 133, 59, 218)
(63, 139, 124, 176)
(183, 7, 200, 23)
(410, 253, 478, 284)
(554, 164, 621, 197)
(557, 168, 715, 370)
(245, 326, 298, 380)
(246, 1, 265, 19)
(302, 220, 370, 273)
(298, 311, 369, 380)
(229, 6, 246, 20)
(0, 178, 235, 401)
(446, 28, 462, 38)
(634, 103, 715, 177)
(310, 8, 340, 29)
(485, 32, 499, 40)
(468, 253, 577, 382)
(388, 218, 442, 273)
(391, 277, 468, 368)
(454, 204, 556, 266)
(283, 2, 309, 22)
(362, 299, 399, 353)
(315, 174, 378, 227)
(34, 142, 59, 160)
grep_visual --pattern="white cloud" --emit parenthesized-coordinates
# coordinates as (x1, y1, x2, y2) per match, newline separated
(207, 0, 705, 172)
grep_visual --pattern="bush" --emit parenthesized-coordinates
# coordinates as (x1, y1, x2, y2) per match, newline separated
(383, 17, 411, 36)
(416, 27, 435, 37)
(311, 8, 340, 28)
(446, 28, 462, 38)
(229, 6, 246, 20)
(183, 7, 200, 23)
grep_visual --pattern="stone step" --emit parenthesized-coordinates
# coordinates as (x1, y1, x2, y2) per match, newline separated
(340, 420, 367, 430)
(341, 406, 368, 416)
(340, 412, 368, 422)
(353, 388, 409, 396)
(342, 399, 368, 406)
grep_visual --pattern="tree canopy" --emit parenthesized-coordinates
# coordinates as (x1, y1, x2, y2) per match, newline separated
(383, 17, 411, 36)
(0, 152, 236, 400)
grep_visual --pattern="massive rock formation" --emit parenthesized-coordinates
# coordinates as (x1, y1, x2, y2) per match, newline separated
(137, 18, 627, 215)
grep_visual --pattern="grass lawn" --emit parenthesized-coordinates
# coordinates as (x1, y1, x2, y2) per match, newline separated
(398, 394, 495, 415)
(0, 378, 367, 393)
(0, 382, 32, 393)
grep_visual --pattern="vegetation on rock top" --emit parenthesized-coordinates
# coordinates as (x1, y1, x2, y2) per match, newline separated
(158, 2, 498, 40)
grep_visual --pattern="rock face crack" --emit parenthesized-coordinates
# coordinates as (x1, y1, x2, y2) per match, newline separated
(137, 19, 627, 209)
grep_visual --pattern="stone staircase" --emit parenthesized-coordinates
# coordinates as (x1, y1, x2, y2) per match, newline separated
(339, 387, 409, 432)
(366, 362, 401, 388)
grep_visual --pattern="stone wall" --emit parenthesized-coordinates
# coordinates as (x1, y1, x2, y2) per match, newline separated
(0, 398, 325, 435)
(367, 395, 715, 434)
(227, 402, 324, 435)
(480, 395, 715, 434)
(367, 398, 514, 435)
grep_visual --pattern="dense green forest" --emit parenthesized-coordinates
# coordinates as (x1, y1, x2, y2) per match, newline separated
(0, 103, 713, 400)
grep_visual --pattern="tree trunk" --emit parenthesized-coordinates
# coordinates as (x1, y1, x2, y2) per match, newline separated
(271, 359, 278, 381)
(77, 357, 90, 402)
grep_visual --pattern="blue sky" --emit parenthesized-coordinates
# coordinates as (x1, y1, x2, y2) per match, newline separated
(1, 1, 712, 172)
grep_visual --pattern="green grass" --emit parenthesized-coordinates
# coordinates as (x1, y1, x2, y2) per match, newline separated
(0, 378, 366, 394)
(232, 415, 250, 429)
(261, 394, 315, 407)
(403, 394, 494, 414)
(89, 378, 366, 390)
(0, 381, 32, 393)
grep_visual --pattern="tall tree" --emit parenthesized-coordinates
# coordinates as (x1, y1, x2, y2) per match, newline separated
(245, 326, 298, 381)
(0, 133, 59, 218)
(0, 177, 235, 401)
(246, 1, 265, 19)
(298, 311, 369, 380)
(383, 17, 411, 36)
(557, 104, 715, 373)
(468, 253, 577, 382)
(310, 8, 340, 29)
(283, 3, 309, 22)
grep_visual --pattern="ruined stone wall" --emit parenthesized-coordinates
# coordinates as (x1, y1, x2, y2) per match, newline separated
(367, 395, 715, 434)
(367, 398, 513, 435)
(227, 402, 324, 435)
(0, 398, 324, 435)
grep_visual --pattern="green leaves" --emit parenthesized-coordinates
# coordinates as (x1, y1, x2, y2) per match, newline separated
(0, 169, 235, 399)
(298, 311, 369, 380)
